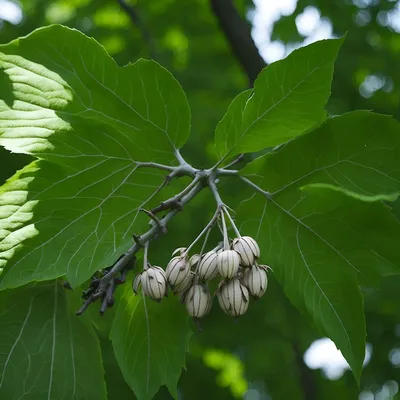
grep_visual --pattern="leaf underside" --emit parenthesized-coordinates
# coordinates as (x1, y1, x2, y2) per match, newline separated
(0, 25, 191, 289)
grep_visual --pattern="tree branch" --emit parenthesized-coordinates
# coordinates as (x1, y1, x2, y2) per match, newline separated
(210, 0, 266, 86)
(116, 0, 158, 60)
(74, 158, 273, 315)
(77, 180, 206, 315)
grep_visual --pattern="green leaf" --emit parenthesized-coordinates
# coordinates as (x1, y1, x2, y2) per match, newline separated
(0, 25, 190, 289)
(237, 111, 400, 379)
(242, 111, 400, 199)
(111, 286, 192, 400)
(214, 37, 344, 162)
(100, 336, 136, 400)
(0, 281, 106, 399)
(238, 185, 400, 381)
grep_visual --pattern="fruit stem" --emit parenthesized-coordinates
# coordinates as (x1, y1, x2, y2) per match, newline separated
(222, 206, 241, 238)
(143, 242, 149, 270)
(220, 209, 230, 250)
(194, 228, 211, 273)
(185, 207, 221, 254)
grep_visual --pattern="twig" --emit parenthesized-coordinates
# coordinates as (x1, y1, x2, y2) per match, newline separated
(62, 281, 72, 290)
(116, 0, 158, 60)
(76, 255, 136, 316)
(140, 208, 167, 234)
(100, 279, 115, 315)
(208, 173, 225, 208)
(151, 174, 203, 214)
(77, 180, 206, 315)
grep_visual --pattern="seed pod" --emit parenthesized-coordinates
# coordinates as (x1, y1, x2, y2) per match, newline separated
(185, 284, 212, 318)
(132, 272, 142, 294)
(217, 250, 240, 279)
(166, 256, 190, 289)
(189, 254, 201, 268)
(217, 278, 249, 317)
(141, 266, 168, 301)
(174, 271, 195, 295)
(232, 236, 260, 267)
(198, 251, 219, 281)
(172, 247, 187, 257)
(243, 265, 268, 298)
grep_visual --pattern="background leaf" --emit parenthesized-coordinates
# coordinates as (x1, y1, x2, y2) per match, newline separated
(214, 37, 343, 162)
(111, 285, 192, 400)
(0, 25, 191, 289)
(0, 281, 106, 400)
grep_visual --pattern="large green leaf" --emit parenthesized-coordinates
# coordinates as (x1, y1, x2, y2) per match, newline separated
(0, 281, 106, 399)
(236, 112, 400, 380)
(214, 37, 343, 162)
(0, 25, 191, 289)
(111, 286, 192, 400)
(237, 185, 400, 382)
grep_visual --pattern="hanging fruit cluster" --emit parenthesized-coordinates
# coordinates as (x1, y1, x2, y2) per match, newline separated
(132, 207, 270, 319)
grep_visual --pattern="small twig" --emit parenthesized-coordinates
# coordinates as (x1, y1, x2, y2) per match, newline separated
(116, 0, 158, 60)
(76, 181, 206, 316)
(100, 279, 115, 315)
(76, 292, 103, 316)
(174, 149, 188, 167)
(215, 168, 239, 177)
(151, 175, 202, 214)
(208, 173, 225, 208)
(140, 208, 167, 234)
(62, 281, 72, 290)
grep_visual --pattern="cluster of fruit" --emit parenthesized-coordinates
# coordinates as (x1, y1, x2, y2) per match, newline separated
(132, 235, 269, 318)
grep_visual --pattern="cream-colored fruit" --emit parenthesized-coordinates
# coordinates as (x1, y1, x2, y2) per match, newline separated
(217, 250, 240, 279)
(166, 256, 190, 288)
(243, 265, 268, 298)
(185, 284, 212, 318)
(141, 266, 168, 301)
(198, 251, 219, 281)
(217, 278, 249, 316)
(232, 236, 260, 267)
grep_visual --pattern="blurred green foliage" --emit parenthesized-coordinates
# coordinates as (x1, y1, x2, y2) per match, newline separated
(1, 0, 400, 399)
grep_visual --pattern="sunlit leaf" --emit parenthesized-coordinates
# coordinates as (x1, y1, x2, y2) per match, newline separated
(0, 25, 190, 289)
